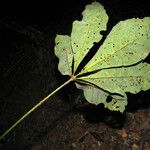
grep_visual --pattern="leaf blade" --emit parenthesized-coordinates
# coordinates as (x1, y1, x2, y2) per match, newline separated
(71, 2, 108, 72)
(76, 83, 127, 112)
(54, 35, 73, 76)
(79, 63, 150, 95)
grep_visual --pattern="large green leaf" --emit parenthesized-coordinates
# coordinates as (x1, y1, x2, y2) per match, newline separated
(54, 35, 73, 76)
(54, 2, 150, 112)
(71, 2, 108, 72)
(81, 17, 150, 74)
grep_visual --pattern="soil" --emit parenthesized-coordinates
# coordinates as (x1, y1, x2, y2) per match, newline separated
(0, 0, 150, 150)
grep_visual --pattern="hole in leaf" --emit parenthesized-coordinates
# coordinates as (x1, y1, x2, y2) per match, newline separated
(100, 31, 107, 36)
(116, 106, 119, 109)
(114, 101, 117, 104)
(106, 95, 112, 103)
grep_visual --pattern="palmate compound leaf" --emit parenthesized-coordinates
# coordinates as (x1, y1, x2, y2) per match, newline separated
(2, 2, 150, 141)
(54, 2, 150, 112)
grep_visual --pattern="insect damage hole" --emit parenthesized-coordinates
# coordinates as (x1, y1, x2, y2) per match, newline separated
(106, 95, 112, 103)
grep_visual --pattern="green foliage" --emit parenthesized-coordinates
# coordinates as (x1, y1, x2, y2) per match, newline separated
(1, 1, 150, 140)
(55, 2, 150, 112)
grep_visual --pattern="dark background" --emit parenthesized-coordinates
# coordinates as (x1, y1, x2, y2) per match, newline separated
(0, 0, 150, 149)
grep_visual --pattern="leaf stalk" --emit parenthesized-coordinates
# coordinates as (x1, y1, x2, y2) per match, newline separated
(0, 78, 73, 140)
